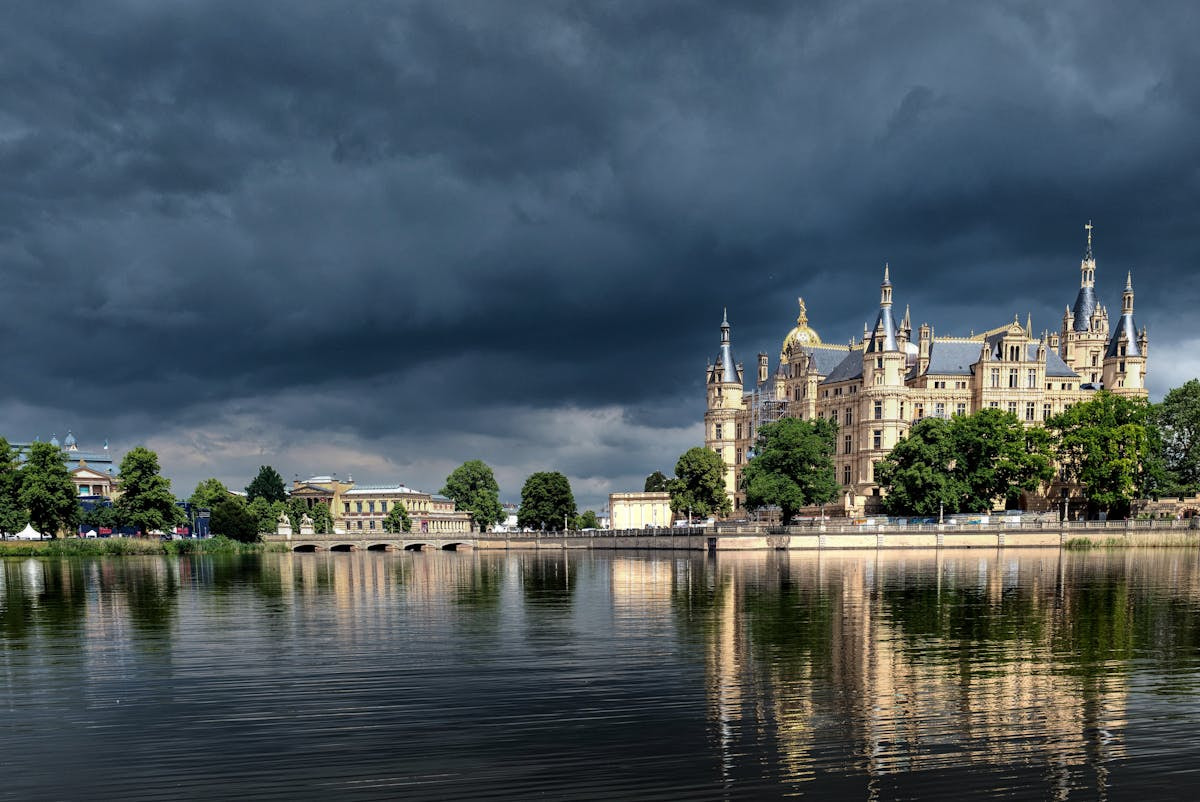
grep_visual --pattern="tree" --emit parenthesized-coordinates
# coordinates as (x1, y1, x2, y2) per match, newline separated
(517, 472, 576, 531)
(19, 441, 80, 537)
(875, 418, 967, 517)
(248, 497, 285, 534)
(739, 418, 838, 523)
(383, 502, 412, 533)
(670, 446, 733, 519)
(245, 465, 287, 503)
(577, 510, 601, 530)
(308, 502, 333, 534)
(1048, 391, 1159, 518)
(211, 497, 259, 543)
(81, 501, 122, 531)
(644, 471, 670, 492)
(441, 460, 504, 532)
(877, 409, 1055, 517)
(115, 446, 185, 535)
(188, 478, 229, 511)
(0, 438, 27, 536)
(285, 497, 333, 533)
(1156, 379, 1200, 493)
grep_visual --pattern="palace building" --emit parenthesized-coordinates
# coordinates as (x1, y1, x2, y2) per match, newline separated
(289, 475, 473, 534)
(704, 224, 1148, 516)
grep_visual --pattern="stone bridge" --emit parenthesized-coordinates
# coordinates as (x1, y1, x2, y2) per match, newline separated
(262, 533, 476, 553)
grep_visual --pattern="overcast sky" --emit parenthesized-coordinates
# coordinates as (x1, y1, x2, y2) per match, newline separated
(2, 1, 1198, 510)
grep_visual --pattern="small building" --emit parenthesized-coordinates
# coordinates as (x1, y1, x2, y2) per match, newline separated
(609, 491, 672, 530)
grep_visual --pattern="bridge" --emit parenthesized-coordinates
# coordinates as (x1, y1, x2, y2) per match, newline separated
(262, 533, 476, 552)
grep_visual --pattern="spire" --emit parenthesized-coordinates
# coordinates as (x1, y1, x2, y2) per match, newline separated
(902, 304, 911, 329)
(1026, 313, 1032, 335)
(867, 266, 899, 353)
(879, 263, 893, 307)
(716, 310, 738, 383)
(1084, 220, 1094, 262)
(1126, 270, 1133, 291)
(883, 262, 891, 285)
(1071, 221, 1098, 330)
(1106, 270, 1140, 359)
(1122, 271, 1135, 314)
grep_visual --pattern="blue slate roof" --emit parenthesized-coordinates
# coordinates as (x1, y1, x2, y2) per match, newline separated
(1105, 312, 1141, 359)
(865, 305, 899, 353)
(821, 349, 865, 384)
(925, 341, 984, 375)
(1071, 285, 1098, 331)
(1038, 345, 1079, 378)
(797, 345, 854, 376)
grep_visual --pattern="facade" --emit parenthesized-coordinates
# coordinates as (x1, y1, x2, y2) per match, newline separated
(291, 476, 473, 534)
(609, 491, 672, 530)
(705, 224, 1149, 516)
(13, 431, 118, 499)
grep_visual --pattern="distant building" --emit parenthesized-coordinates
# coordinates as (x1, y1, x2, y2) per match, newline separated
(491, 503, 520, 533)
(13, 431, 118, 499)
(291, 476, 473, 534)
(705, 223, 1149, 516)
(609, 491, 672, 530)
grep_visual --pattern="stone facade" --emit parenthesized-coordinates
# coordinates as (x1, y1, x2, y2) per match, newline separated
(705, 224, 1149, 516)
(290, 476, 473, 534)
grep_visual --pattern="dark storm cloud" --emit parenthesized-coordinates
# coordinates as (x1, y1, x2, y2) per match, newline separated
(2, 0, 1198, 506)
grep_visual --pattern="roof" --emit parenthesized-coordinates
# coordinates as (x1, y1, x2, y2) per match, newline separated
(797, 345, 853, 377)
(821, 349, 865, 384)
(1041, 346, 1079, 378)
(344, 484, 423, 496)
(1105, 312, 1141, 359)
(865, 305, 899, 353)
(925, 340, 984, 376)
(1071, 285, 1098, 331)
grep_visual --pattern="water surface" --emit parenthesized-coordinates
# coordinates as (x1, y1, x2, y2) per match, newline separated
(3, 548, 1200, 799)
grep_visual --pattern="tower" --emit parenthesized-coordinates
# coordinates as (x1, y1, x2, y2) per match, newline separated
(705, 310, 745, 507)
(1060, 221, 1110, 383)
(1102, 272, 1148, 395)
(857, 265, 910, 500)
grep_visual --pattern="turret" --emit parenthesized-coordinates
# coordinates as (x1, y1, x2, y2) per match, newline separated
(757, 352, 769, 386)
(1102, 271, 1147, 395)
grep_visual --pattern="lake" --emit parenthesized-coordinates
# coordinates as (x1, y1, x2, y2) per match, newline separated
(3, 548, 1200, 799)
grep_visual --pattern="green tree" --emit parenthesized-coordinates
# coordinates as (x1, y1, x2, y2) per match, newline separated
(0, 438, 27, 536)
(441, 460, 504, 532)
(875, 418, 968, 517)
(577, 510, 601, 529)
(517, 472, 577, 531)
(644, 471, 670, 492)
(878, 409, 1055, 516)
(211, 497, 259, 543)
(80, 501, 121, 531)
(383, 502, 412, 533)
(1156, 379, 1200, 493)
(740, 418, 838, 523)
(1048, 391, 1158, 518)
(188, 477, 229, 511)
(670, 446, 733, 520)
(248, 497, 285, 534)
(285, 497, 333, 533)
(19, 441, 80, 537)
(115, 446, 185, 535)
(245, 465, 287, 503)
(308, 502, 333, 534)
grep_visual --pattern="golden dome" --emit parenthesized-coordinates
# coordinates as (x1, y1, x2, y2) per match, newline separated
(780, 297, 821, 362)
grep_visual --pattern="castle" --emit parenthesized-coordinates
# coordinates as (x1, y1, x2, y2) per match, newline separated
(704, 224, 1148, 516)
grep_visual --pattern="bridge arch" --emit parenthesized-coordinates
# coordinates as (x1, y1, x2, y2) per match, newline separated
(329, 543, 357, 552)
(292, 544, 319, 553)
(366, 543, 393, 552)
(441, 542, 471, 551)
(403, 542, 430, 551)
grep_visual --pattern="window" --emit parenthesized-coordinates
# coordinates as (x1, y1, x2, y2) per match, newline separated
(1043, 404, 1051, 419)
(1008, 401, 1018, 415)
(915, 403, 924, 419)
(1119, 361, 1125, 372)
(380, 501, 387, 512)
(735, 423, 742, 440)
(343, 502, 350, 513)
(845, 409, 853, 425)
(873, 430, 882, 449)
(1026, 402, 1035, 422)
(956, 402, 966, 416)
(1009, 369, 1018, 388)
(843, 465, 851, 484)
(844, 435, 852, 454)
(794, 388, 801, 401)
(935, 402, 946, 417)
(714, 423, 722, 440)
(368, 501, 375, 514)
(850, 385, 857, 394)
(1027, 369, 1037, 388)
(369, 520, 376, 530)
(876, 357, 883, 369)
(874, 401, 882, 419)
(991, 368, 1000, 388)
(356, 501, 362, 513)
(356, 521, 363, 530)
(990, 401, 999, 408)
(1091, 353, 1098, 367)
(875, 374, 883, 385)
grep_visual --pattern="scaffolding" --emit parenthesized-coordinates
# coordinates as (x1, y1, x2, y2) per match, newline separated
(747, 383, 789, 442)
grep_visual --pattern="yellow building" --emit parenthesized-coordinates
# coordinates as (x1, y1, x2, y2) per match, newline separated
(290, 476, 473, 534)
(609, 491, 673, 530)
(706, 223, 1148, 516)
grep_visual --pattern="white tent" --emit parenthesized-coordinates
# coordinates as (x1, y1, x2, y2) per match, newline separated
(13, 523, 43, 540)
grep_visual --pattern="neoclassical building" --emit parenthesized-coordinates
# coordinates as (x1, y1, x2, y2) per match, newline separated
(705, 224, 1148, 516)
(289, 475, 473, 534)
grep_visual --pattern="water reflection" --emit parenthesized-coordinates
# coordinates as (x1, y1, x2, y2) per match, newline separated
(2, 548, 1200, 799)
